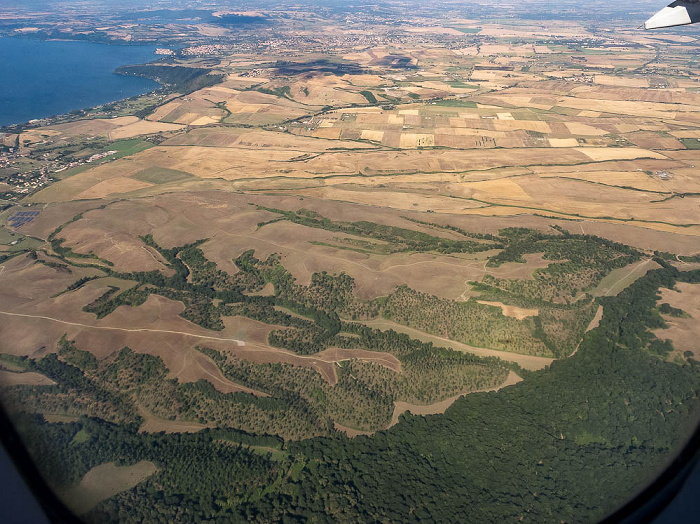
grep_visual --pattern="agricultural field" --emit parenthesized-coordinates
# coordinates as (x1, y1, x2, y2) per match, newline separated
(59, 461, 158, 515)
(1, 2, 699, 523)
(654, 282, 700, 360)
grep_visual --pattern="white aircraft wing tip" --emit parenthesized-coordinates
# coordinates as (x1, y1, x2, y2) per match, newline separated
(645, 2, 700, 29)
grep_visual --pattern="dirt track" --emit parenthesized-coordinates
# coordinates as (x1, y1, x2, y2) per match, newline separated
(0, 310, 246, 345)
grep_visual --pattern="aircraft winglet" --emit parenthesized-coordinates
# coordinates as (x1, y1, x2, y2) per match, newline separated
(645, 1, 700, 29)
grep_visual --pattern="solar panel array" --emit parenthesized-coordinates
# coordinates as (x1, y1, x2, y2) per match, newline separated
(8, 211, 40, 228)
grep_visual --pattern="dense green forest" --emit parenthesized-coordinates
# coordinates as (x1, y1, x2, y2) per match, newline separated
(1, 267, 698, 523)
(114, 65, 225, 96)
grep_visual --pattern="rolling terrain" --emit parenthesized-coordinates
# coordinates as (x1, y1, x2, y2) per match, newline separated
(1, 1, 699, 522)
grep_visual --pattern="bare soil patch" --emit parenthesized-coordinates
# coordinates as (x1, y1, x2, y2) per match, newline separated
(476, 301, 539, 320)
(586, 305, 604, 333)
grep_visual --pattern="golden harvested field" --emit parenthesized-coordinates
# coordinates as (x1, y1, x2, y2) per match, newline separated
(21, 50, 699, 242)
(654, 283, 700, 357)
(20, 117, 183, 142)
(59, 461, 157, 515)
(76, 177, 153, 199)
(549, 138, 579, 148)
(564, 123, 609, 136)
(574, 147, 666, 162)
(163, 127, 376, 151)
(30, 146, 605, 201)
(295, 186, 487, 214)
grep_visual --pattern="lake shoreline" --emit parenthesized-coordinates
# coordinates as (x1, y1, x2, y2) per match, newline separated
(0, 37, 163, 129)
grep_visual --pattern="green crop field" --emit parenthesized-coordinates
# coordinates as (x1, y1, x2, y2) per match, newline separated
(131, 167, 194, 184)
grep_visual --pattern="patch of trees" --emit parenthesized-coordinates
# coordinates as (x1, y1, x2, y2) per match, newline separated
(74, 234, 574, 360)
(114, 65, 224, 95)
(383, 285, 552, 356)
(65, 275, 99, 292)
(34, 257, 72, 272)
(3, 344, 328, 440)
(0, 353, 31, 372)
(257, 207, 492, 254)
(232, 270, 700, 523)
(100, 347, 168, 390)
(659, 302, 686, 317)
(83, 286, 149, 319)
(255, 85, 292, 99)
(483, 226, 642, 302)
(69, 231, 678, 375)
(401, 216, 502, 243)
(50, 236, 110, 266)
(75, 227, 619, 363)
(58, 336, 97, 372)
(0, 252, 22, 264)
(359, 90, 378, 104)
(200, 321, 510, 434)
(211, 353, 394, 434)
(595, 267, 699, 357)
(2, 353, 137, 424)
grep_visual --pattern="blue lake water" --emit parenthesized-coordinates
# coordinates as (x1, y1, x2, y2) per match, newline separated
(0, 37, 160, 127)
